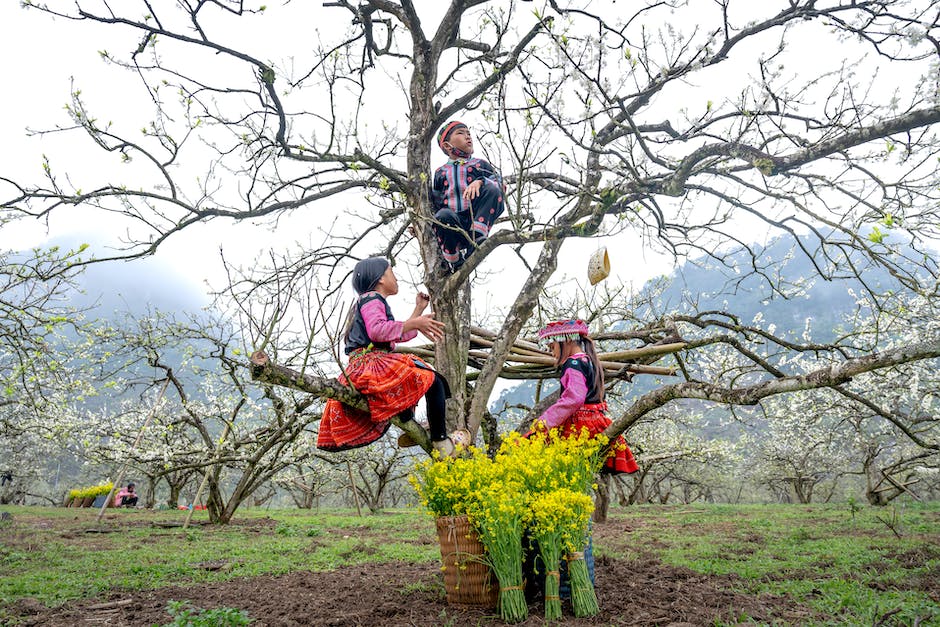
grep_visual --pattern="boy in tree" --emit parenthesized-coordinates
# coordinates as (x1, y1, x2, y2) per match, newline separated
(431, 121, 505, 272)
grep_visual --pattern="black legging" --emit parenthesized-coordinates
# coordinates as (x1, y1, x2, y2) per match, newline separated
(401, 372, 450, 441)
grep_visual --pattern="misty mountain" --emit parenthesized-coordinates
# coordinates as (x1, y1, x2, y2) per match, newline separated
(67, 250, 209, 318)
(491, 232, 904, 422)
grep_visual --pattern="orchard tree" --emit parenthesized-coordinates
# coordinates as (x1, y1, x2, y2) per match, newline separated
(617, 405, 744, 506)
(828, 293, 940, 503)
(345, 442, 417, 512)
(0, 239, 95, 502)
(80, 312, 324, 523)
(94, 401, 203, 509)
(273, 459, 346, 509)
(748, 392, 852, 503)
(4, 2, 940, 460)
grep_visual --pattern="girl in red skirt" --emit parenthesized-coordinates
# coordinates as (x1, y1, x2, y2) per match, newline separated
(317, 258, 470, 456)
(533, 319, 638, 474)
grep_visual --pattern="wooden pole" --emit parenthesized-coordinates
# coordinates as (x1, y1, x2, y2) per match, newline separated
(396, 346, 677, 376)
(471, 326, 547, 354)
(469, 331, 550, 357)
(466, 349, 675, 372)
(96, 378, 170, 524)
(184, 421, 233, 529)
(346, 460, 363, 517)
(597, 342, 687, 361)
(881, 472, 923, 502)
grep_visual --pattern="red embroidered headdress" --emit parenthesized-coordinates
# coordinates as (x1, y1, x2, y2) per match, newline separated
(537, 319, 590, 345)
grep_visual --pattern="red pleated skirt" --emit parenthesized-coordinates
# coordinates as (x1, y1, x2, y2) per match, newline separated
(317, 350, 436, 452)
(558, 403, 639, 474)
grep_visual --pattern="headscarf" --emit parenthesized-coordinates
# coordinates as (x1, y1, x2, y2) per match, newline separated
(437, 120, 469, 158)
(352, 257, 390, 294)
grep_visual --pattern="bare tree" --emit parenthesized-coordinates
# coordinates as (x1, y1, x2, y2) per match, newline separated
(4, 2, 940, 460)
(275, 460, 344, 510)
(342, 443, 415, 513)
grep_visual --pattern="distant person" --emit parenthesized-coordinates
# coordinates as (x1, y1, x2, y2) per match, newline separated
(431, 121, 505, 272)
(317, 257, 470, 456)
(0, 471, 11, 486)
(115, 482, 139, 507)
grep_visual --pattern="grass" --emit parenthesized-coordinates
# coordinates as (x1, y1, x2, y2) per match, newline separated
(602, 502, 940, 625)
(0, 501, 937, 625)
(0, 506, 438, 609)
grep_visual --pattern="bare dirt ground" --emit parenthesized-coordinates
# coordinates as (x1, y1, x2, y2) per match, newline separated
(10, 519, 821, 626)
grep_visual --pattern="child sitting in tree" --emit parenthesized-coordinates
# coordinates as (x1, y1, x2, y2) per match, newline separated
(317, 257, 471, 456)
(532, 319, 639, 474)
(432, 121, 505, 272)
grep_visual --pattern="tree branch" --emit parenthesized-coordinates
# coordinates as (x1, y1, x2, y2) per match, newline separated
(607, 338, 940, 439)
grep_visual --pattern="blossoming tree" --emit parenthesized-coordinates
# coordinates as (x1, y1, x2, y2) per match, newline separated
(3, 1, 940, 463)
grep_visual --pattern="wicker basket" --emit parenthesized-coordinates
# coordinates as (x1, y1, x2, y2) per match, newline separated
(435, 515, 498, 608)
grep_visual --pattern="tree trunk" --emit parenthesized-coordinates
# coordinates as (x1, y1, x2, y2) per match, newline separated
(432, 284, 472, 431)
(593, 473, 611, 523)
(143, 477, 156, 509)
(206, 470, 225, 524)
(168, 483, 181, 510)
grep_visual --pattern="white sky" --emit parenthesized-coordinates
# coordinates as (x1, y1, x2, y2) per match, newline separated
(1, 1, 931, 327)
(0, 1, 676, 322)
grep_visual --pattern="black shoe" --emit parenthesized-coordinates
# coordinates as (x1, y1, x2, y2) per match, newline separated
(442, 249, 470, 274)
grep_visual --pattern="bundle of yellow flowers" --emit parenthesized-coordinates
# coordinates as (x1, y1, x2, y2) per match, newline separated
(528, 488, 594, 619)
(504, 425, 604, 617)
(466, 478, 529, 622)
(410, 426, 607, 623)
(499, 425, 605, 495)
(67, 482, 115, 506)
(409, 451, 493, 517)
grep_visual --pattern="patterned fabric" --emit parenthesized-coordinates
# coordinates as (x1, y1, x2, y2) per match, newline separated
(555, 403, 639, 475)
(564, 356, 602, 404)
(317, 350, 436, 452)
(538, 319, 590, 345)
(431, 157, 504, 263)
(539, 355, 600, 428)
(535, 355, 638, 474)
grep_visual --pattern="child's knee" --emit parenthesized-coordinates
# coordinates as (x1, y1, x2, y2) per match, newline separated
(434, 208, 459, 224)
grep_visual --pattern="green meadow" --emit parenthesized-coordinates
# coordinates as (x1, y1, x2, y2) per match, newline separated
(0, 503, 937, 625)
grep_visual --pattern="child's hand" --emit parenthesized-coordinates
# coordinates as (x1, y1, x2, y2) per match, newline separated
(463, 179, 482, 200)
(416, 292, 431, 310)
(411, 314, 445, 342)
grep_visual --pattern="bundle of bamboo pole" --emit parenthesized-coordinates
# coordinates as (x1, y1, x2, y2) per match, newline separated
(396, 326, 683, 380)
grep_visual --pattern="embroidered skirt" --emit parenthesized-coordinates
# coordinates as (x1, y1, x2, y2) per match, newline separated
(317, 349, 436, 452)
(559, 403, 639, 474)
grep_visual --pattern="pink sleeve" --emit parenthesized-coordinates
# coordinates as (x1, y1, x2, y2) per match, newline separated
(360, 298, 416, 344)
(538, 366, 588, 428)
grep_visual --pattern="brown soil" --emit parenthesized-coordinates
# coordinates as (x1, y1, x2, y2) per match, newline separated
(9, 519, 820, 627)
(12, 556, 817, 627)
